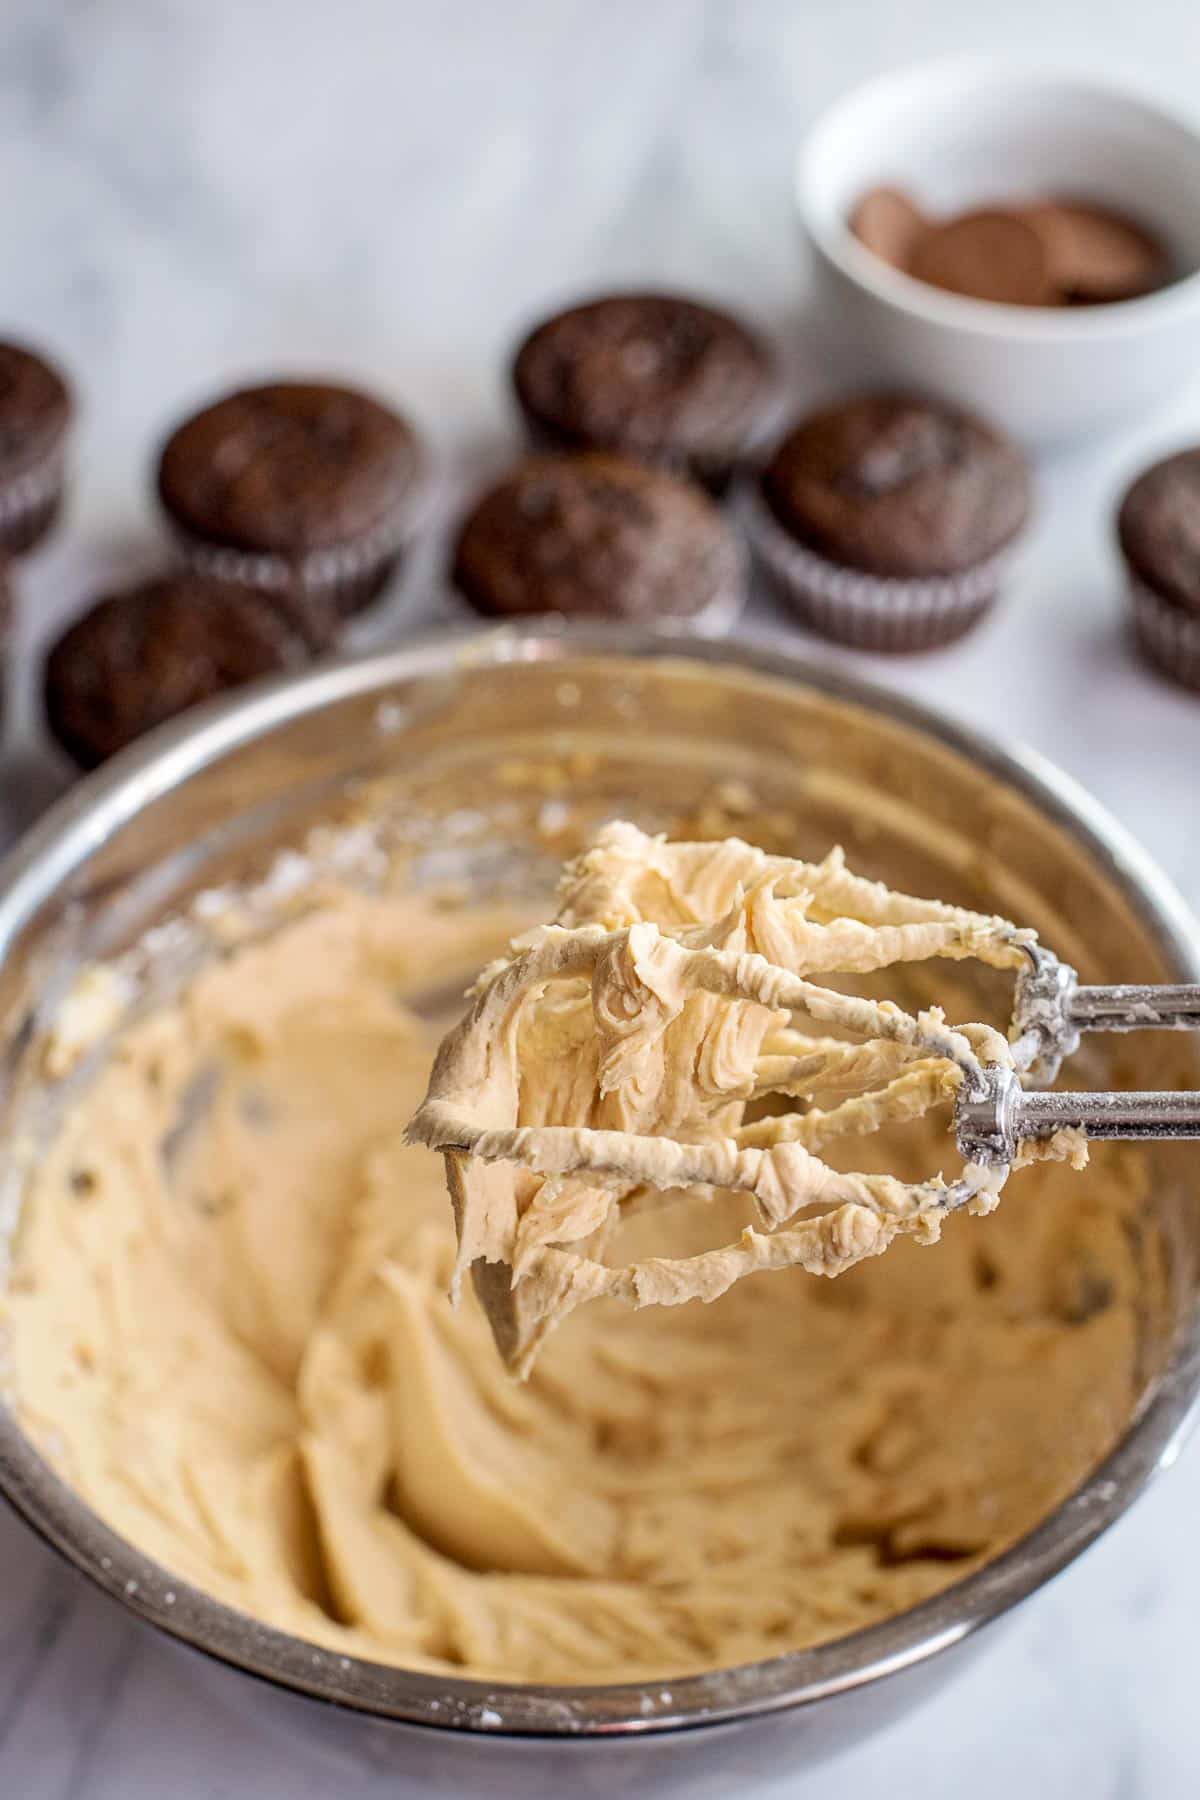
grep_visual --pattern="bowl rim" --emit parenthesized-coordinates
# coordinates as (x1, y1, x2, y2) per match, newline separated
(797, 54, 1200, 344)
(2, 619, 1199, 1740)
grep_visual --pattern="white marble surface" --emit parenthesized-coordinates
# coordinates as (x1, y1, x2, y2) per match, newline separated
(4, 2, 1200, 1795)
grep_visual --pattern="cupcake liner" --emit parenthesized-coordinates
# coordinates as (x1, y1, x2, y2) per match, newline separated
(740, 480, 1012, 653)
(170, 487, 427, 621)
(688, 569, 745, 637)
(1129, 577, 1200, 691)
(439, 559, 746, 640)
(0, 444, 67, 554)
(517, 410, 758, 498)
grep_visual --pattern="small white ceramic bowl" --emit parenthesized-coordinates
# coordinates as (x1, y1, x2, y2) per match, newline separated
(797, 59, 1200, 443)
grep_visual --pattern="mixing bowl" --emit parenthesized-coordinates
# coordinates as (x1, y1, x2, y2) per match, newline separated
(1, 624, 1198, 1795)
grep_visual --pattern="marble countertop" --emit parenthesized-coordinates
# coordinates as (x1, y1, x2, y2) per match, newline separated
(5, 2, 1200, 1795)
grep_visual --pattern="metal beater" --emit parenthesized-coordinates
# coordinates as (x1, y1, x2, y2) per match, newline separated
(955, 945, 1200, 1174)
(408, 822, 1200, 1371)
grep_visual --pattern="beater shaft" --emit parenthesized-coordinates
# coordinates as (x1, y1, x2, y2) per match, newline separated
(1068, 983, 1200, 1033)
(957, 1066, 1200, 1168)
(1012, 950, 1200, 1080)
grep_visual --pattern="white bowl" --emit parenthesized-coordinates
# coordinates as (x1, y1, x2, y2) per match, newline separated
(797, 59, 1200, 443)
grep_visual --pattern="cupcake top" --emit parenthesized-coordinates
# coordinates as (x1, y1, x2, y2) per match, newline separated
(760, 395, 1030, 579)
(0, 342, 72, 476)
(512, 294, 770, 482)
(452, 451, 742, 623)
(157, 381, 424, 556)
(1117, 449, 1200, 615)
(44, 576, 320, 769)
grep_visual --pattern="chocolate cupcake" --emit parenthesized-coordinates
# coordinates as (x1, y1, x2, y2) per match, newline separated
(452, 451, 744, 632)
(156, 381, 426, 623)
(1117, 449, 1200, 691)
(0, 342, 72, 554)
(512, 294, 770, 491)
(44, 575, 324, 769)
(745, 394, 1030, 651)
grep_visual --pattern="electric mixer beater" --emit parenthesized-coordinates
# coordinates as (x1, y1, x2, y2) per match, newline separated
(409, 822, 1200, 1374)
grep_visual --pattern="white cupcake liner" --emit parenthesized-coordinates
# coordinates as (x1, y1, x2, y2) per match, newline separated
(441, 557, 746, 640)
(0, 443, 66, 546)
(166, 464, 433, 626)
(740, 480, 1013, 652)
(1129, 577, 1200, 691)
(688, 570, 745, 637)
(170, 486, 427, 614)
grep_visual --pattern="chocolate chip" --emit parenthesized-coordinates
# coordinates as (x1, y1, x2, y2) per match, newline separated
(909, 211, 1054, 307)
(850, 184, 1169, 310)
(1023, 201, 1166, 305)
(848, 186, 926, 270)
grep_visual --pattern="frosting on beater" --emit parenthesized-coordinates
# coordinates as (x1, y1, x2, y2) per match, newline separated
(408, 822, 1077, 1375)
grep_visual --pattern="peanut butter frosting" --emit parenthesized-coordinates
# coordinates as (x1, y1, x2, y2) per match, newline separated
(409, 822, 1083, 1375)
(2, 837, 1144, 1685)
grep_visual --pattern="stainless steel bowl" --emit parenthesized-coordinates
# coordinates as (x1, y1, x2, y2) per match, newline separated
(2, 624, 1199, 1795)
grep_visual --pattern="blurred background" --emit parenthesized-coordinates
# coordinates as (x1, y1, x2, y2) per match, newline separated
(4, 3, 1200, 1797)
(5, 0, 1199, 857)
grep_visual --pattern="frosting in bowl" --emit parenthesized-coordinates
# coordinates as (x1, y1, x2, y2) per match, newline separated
(3, 857, 1144, 1684)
